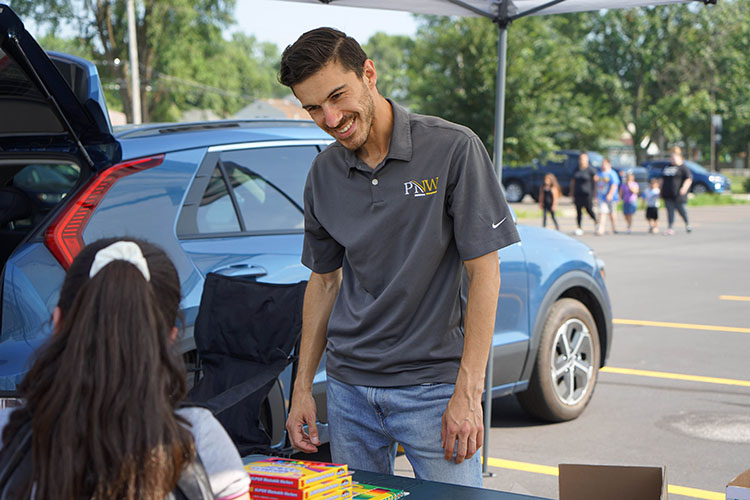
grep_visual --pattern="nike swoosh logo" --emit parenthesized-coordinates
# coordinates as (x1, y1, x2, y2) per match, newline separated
(492, 217, 507, 229)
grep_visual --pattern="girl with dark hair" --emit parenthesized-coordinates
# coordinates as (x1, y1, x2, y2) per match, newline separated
(539, 173, 561, 230)
(0, 239, 250, 500)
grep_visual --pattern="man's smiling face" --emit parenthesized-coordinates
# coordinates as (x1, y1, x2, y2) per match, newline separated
(294, 60, 376, 151)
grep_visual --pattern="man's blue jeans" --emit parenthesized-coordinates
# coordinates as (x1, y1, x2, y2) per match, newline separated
(326, 376, 483, 487)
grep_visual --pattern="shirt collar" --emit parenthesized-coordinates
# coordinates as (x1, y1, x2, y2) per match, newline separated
(345, 98, 413, 174)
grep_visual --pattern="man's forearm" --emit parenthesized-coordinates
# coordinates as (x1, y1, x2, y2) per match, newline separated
(294, 269, 342, 391)
(457, 252, 501, 396)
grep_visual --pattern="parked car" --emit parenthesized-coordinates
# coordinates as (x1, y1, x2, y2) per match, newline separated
(611, 164, 650, 197)
(502, 150, 648, 202)
(642, 159, 731, 194)
(0, 4, 612, 449)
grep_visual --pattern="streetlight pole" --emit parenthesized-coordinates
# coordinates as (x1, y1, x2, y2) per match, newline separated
(127, 0, 142, 124)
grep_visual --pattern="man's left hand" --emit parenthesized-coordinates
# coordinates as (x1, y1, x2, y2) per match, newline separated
(441, 389, 484, 463)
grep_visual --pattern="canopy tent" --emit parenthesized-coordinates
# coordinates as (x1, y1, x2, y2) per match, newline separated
(275, 0, 703, 18)
(273, 0, 715, 475)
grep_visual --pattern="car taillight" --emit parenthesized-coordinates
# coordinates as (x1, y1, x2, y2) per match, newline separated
(44, 154, 165, 268)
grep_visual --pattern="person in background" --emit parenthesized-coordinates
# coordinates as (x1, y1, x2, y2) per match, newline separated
(595, 158, 620, 235)
(660, 145, 693, 235)
(620, 171, 640, 234)
(644, 177, 661, 234)
(539, 172, 561, 230)
(570, 152, 597, 236)
(0, 238, 250, 500)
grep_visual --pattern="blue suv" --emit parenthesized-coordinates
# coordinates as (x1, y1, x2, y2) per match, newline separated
(0, 4, 612, 448)
(642, 159, 731, 194)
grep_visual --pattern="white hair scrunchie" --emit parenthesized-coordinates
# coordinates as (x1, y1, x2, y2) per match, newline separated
(89, 241, 151, 282)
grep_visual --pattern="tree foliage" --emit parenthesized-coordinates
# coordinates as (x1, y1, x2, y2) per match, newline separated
(11, 0, 285, 122)
(10, 0, 749, 168)
(363, 32, 414, 106)
(583, 6, 713, 163)
(706, 1, 750, 160)
(406, 16, 499, 157)
(404, 15, 619, 163)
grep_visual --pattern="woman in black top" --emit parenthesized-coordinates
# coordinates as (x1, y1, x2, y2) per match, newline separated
(570, 152, 597, 235)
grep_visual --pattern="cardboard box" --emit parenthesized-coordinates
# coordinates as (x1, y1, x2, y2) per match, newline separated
(727, 469, 750, 500)
(559, 464, 667, 500)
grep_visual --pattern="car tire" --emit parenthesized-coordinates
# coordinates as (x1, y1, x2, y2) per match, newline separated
(691, 182, 708, 194)
(516, 298, 600, 422)
(504, 180, 525, 203)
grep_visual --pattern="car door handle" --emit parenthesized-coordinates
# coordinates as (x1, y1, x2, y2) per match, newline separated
(214, 264, 267, 278)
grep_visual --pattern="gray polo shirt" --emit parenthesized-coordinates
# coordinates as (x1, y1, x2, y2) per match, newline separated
(302, 100, 520, 387)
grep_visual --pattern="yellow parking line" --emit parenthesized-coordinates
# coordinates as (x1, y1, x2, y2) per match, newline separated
(614, 318, 750, 334)
(668, 485, 724, 500)
(484, 458, 723, 499)
(720, 295, 750, 302)
(486, 457, 558, 476)
(601, 366, 750, 387)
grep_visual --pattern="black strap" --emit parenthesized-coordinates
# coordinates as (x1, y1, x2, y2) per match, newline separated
(203, 358, 290, 415)
(0, 421, 33, 499)
(169, 451, 214, 500)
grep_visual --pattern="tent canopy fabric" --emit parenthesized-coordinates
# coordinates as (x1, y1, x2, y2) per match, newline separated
(275, 0, 709, 21)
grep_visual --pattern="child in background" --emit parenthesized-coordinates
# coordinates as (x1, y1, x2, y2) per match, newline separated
(595, 158, 620, 235)
(644, 177, 661, 234)
(539, 172, 561, 230)
(620, 171, 640, 233)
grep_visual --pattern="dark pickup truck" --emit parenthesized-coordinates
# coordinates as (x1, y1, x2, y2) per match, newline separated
(502, 150, 648, 203)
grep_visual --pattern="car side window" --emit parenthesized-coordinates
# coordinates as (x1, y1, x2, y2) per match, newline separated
(220, 146, 319, 207)
(181, 145, 322, 237)
(221, 159, 303, 232)
(196, 166, 241, 233)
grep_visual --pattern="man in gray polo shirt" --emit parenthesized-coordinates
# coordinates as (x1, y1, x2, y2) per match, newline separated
(279, 27, 519, 486)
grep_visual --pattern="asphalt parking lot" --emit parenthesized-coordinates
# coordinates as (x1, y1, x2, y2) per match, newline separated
(398, 199, 750, 499)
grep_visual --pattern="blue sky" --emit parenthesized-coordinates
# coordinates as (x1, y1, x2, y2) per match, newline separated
(234, 0, 419, 49)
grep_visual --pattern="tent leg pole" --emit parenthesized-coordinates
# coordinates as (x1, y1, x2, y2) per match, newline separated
(493, 23, 508, 182)
(482, 340, 496, 478)
(483, 22, 507, 480)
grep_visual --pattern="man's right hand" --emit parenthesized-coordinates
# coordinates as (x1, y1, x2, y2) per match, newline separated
(286, 389, 321, 453)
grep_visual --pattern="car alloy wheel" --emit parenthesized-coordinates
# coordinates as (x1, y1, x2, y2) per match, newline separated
(516, 298, 600, 422)
(550, 318, 595, 406)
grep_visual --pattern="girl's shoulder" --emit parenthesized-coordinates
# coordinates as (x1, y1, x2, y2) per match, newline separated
(176, 406, 250, 499)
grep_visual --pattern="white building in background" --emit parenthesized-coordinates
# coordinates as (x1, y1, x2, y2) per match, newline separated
(234, 98, 306, 120)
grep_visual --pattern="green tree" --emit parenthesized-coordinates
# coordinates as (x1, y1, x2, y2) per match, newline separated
(706, 1, 750, 164)
(406, 15, 606, 163)
(10, 0, 283, 122)
(407, 16, 499, 156)
(584, 6, 713, 164)
(363, 32, 414, 106)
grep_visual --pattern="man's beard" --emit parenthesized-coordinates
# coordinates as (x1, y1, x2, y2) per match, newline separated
(329, 86, 375, 151)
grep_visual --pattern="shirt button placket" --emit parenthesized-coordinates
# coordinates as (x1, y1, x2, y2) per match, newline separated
(371, 176, 383, 203)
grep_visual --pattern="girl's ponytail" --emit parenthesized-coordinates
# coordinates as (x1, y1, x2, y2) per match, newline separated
(5, 238, 192, 500)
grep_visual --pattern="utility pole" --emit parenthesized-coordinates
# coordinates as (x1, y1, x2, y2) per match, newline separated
(127, 0, 142, 124)
(710, 120, 716, 172)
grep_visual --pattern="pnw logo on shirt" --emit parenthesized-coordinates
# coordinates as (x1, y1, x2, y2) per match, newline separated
(403, 177, 439, 197)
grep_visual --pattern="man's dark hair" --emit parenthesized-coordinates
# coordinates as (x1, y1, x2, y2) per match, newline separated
(279, 27, 368, 88)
